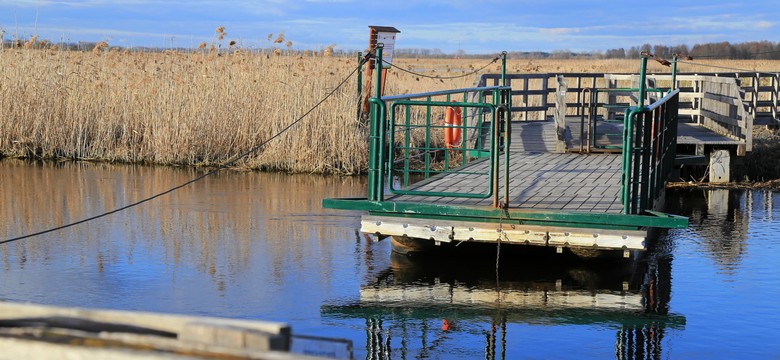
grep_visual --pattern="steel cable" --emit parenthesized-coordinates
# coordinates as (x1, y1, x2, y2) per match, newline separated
(673, 59, 780, 76)
(381, 55, 501, 80)
(684, 49, 780, 59)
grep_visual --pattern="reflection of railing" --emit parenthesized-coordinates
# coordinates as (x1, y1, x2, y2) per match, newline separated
(622, 89, 680, 214)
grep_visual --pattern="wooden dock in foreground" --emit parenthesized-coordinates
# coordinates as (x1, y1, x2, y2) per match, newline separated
(0, 302, 342, 359)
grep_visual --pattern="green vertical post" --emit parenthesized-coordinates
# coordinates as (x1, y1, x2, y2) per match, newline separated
(621, 107, 632, 213)
(501, 51, 507, 87)
(671, 54, 678, 90)
(424, 98, 431, 179)
(404, 104, 411, 187)
(375, 45, 385, 201)
(367, 46, 385, 201)
(638, 54, 648, 108)
(461, 91, 468, 164)
(356, 51, 363, 121)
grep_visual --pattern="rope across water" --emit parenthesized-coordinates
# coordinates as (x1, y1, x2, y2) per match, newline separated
(1, 54, 371, 246)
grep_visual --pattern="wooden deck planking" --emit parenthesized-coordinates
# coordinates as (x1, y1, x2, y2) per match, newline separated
(385, 117, 728, 216)
(565, 118, 742, 147)
(388, 152, 624, 214)
(499, 121, 560, 153)
(676, 122, 742, 145)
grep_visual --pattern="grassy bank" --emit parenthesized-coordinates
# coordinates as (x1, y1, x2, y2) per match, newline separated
(1, 46, 777, 175)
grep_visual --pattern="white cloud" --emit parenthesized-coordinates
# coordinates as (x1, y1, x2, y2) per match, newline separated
(539, 28, 580, 35)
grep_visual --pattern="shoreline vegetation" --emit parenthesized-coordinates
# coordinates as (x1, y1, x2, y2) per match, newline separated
(1, 40, 778, 187)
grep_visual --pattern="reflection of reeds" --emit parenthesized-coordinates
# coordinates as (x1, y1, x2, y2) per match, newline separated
(0, 160, 365, 287)
(0, 48, 777, 174)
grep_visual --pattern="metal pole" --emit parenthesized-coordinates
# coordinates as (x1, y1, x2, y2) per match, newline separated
(671, 54, 678, 90)
(500, 51, 507, 87)
(375, 45, 385, 201)
(356, 51, 363, 121)
(367, 46, 384, 201)
(638, 54, 648, 109)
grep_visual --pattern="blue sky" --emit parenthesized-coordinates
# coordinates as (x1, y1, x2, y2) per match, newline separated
(1, 0, 778, 54)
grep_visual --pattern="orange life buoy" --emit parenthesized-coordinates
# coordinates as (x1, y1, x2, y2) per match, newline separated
(444, 103, 462, 149)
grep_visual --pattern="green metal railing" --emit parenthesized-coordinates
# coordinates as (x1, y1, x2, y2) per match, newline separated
(385, 89, 511, 199)
(324, 51, 688, 231)
(621, 56, 680, 215)
(366, 46, 512, 205)
(579, 87, 665, 152)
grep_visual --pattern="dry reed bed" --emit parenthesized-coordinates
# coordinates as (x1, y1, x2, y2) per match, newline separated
(1, 48, 777, 174)
(0, 49, 371, 174)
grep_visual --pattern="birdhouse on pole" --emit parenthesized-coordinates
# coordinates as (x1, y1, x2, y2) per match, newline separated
(368, 25, 400, 69)
(361, 26, 400, 120)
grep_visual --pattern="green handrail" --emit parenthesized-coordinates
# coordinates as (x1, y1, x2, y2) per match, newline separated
(366, 49, 513, 206)
(581, 87, 665, 152)
(388, 100, 498, 198)
(621, 89, 680, 214)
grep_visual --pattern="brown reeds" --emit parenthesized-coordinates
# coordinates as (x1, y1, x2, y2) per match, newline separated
(0, 47, 371, 174)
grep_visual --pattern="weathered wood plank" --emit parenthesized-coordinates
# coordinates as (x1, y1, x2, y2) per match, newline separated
(0, 302, 311, 360)
(392, 152, 622, 213)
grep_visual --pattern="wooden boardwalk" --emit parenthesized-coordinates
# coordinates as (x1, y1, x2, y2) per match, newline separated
(394, 117, 740, 214)
(506, 121, 559, 153)
(565, 119, 743, 150)
(324, 69, 691, 255)
(390, 152, 623, 213)
(408, 117, 740, 216)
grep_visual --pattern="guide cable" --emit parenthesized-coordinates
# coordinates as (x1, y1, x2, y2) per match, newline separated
(682, 49, 780, 59)
(673, 59, 780, 76)
(381, 55, 501, 80)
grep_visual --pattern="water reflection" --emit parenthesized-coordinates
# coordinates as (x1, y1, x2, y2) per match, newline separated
(324, 244, 684, 360)
(5, 159, 777, 358)
(665, 188, 754, 273)
(0, 159, 365, 311)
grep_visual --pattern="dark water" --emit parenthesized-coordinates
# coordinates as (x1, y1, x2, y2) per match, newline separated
(1, 160, 779, 359)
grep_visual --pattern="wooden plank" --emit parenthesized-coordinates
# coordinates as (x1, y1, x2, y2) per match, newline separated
(0, 302, 306, 359)
(699, 109, 745, 128)
(702, 92, 742, 106)
(0, 302, 288, 338)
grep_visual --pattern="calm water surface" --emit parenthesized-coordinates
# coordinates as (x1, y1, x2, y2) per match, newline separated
(1, 160, 779, 359)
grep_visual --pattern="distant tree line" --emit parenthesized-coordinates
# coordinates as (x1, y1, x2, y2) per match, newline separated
(603, 41, 780, 60)
(3, 38, 780, 60)
(395, 41, 780, 60)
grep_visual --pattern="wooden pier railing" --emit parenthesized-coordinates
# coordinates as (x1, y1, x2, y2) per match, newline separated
(477, 72, 769, 153)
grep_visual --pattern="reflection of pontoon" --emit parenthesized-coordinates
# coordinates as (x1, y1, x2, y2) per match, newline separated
(323, 250, 684, 359)
(362, 283, 642, 311)
(361, 252, 646, 314)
